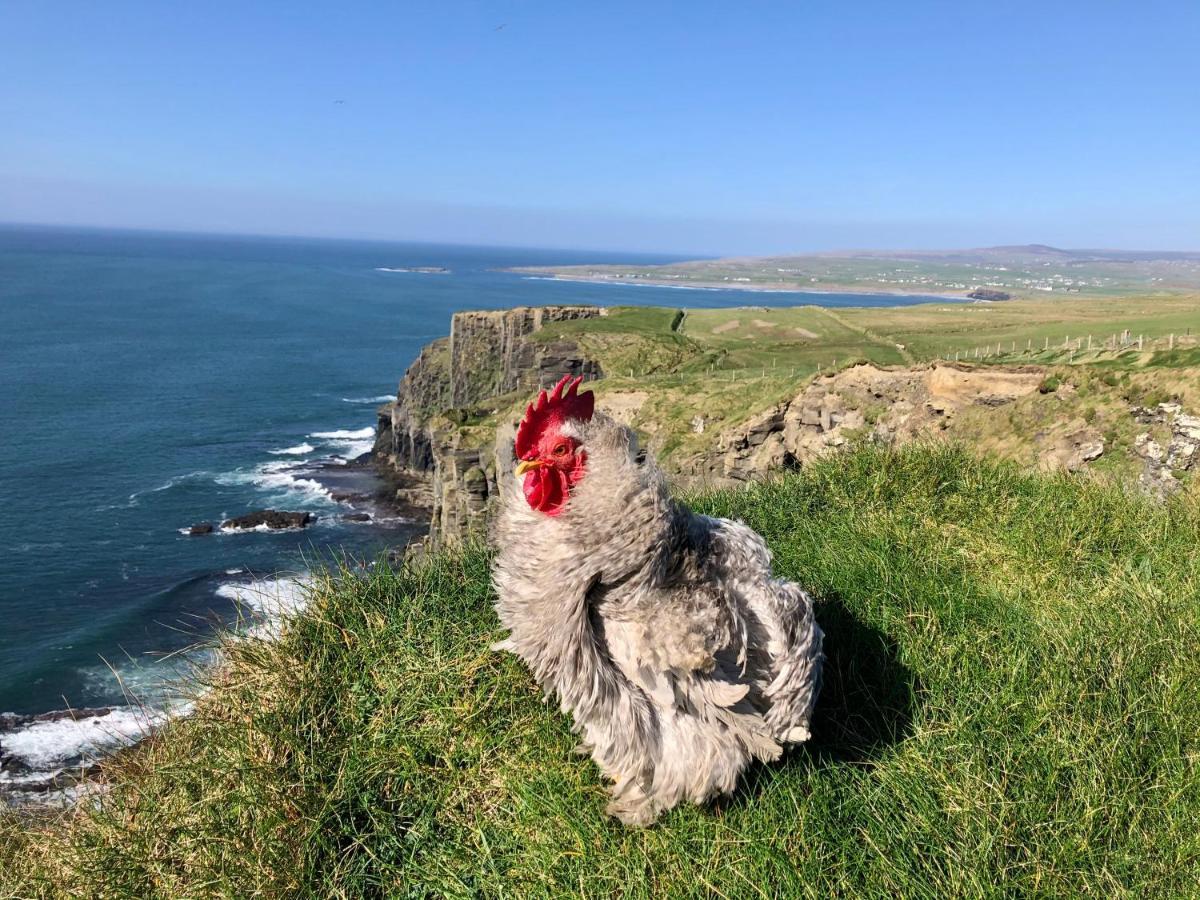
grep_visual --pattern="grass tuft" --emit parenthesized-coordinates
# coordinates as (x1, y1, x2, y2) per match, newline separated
(3, 445, 1199, 897)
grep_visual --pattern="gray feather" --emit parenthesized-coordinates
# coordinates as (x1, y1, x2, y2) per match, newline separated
(492, 412, 823, 825)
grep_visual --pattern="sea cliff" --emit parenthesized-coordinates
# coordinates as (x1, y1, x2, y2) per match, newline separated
(374, 306, 605, 544)
(374, 302, 1200, 550)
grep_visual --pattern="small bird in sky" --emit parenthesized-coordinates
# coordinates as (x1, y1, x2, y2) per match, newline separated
(333, 99, 346, 105)
(494, 23, 507, 31)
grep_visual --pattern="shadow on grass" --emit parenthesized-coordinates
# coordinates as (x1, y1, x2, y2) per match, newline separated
(806, 595, 919, 764)
(723, 596, 918, 810)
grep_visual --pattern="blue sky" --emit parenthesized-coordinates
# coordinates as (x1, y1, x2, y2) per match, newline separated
(2, 1, 1198, 255)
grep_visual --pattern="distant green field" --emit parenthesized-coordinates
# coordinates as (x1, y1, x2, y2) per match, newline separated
(532, 295, 1200, 383)
(837, 295, 1200, 361)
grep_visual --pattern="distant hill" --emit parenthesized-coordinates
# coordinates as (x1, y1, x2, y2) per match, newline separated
(827, 244, 1200, 264)
(511, 243, 1200, 298)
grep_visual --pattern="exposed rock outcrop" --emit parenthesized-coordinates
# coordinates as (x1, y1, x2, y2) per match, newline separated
(220, 510, 315, 531)
(697, 362, 1046, 481)
(1039, 422, 1106, 473)
(1133, 403, 1200, 495)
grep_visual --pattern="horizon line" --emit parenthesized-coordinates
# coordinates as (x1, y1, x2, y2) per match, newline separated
(2, 219, 1197, 260)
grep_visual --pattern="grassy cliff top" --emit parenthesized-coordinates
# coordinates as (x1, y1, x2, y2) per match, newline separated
(4, 445, 1199, 896)
(460, 297, 1200, 473)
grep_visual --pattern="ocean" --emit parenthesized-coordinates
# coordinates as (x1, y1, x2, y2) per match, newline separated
(0, 224, 946, 797)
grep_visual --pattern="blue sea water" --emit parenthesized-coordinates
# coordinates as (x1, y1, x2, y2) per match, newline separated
(0, 225, 949, 786)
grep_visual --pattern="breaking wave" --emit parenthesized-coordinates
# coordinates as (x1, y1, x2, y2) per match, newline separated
(268, 443, 315, 456)
(310, 427, 375, 440)
(215, 576, 312, 638)
(308, 426, 375, 460)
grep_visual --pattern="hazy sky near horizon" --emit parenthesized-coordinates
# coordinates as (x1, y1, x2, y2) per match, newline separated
(2, 1, 1198, 256)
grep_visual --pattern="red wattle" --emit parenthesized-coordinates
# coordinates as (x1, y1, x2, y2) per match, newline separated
(523, 467, 569, 516)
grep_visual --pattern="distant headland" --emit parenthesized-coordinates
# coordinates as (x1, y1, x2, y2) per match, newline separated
(507, 244, 1200, 300)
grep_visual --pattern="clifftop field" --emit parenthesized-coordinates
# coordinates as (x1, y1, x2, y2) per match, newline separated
(407, 292, 1200, 499)
(3, 446, 1199, 896)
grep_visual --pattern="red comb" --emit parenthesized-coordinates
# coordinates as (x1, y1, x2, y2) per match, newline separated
(515, 374, 595, 459)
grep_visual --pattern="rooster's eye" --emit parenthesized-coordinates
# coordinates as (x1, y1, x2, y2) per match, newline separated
(553, 443, 569, 457)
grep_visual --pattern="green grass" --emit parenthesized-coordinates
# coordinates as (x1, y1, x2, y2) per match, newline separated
(4, 445, 1200, 897)
(836, 295, 1200, 361)
(472, 296, 1200, 471)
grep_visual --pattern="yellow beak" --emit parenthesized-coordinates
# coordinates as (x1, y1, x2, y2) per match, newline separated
(514, 459, 543, 477)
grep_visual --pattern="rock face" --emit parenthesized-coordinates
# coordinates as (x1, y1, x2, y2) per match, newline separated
(695, 362, 1046, 482)
(447, 306, 603, 407)
(375, 306, 605, 545)
(1040, 422, 1106, 473)
(1133, 403, 1200, 495)
(220, 510, 315, 531)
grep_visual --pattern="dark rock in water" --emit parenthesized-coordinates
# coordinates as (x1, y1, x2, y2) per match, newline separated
(967, 288, 1012, 301)
(188, 522, 215, 535)
(341, 512, 371, 522)
(221, 510, 315, 531)
(32, 707, 114, 724)
(330, 490, 370, 504)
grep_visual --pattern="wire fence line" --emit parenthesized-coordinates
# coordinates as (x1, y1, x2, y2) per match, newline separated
(514, 331, 1196, 393)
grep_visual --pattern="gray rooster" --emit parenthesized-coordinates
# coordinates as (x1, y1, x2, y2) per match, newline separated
(492, 375, 823, 825)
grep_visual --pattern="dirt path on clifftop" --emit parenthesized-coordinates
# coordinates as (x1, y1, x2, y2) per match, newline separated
(813, 307, 915, 364)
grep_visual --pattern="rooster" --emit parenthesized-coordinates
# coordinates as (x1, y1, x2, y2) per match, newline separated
(492, 375, 823, 825)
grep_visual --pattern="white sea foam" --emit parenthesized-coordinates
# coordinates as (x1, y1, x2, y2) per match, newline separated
(310, 427, 375, 440)
(218, 520, 315, 534)
(214, 462, 335, 507)
(0, 705, 179, 771)
(268, 442, 315, 456)
(125, 471, 213, 506)
(308, 426, 375, 461)
(341, 395, 394, 404)
(336, 441, 374, 459)
(216, 576, 312, 638)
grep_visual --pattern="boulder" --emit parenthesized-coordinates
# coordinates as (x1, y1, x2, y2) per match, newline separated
(188, 522, 215, 535)
(1038, 421, 1105, 473)
(220, 510, 315, 531)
